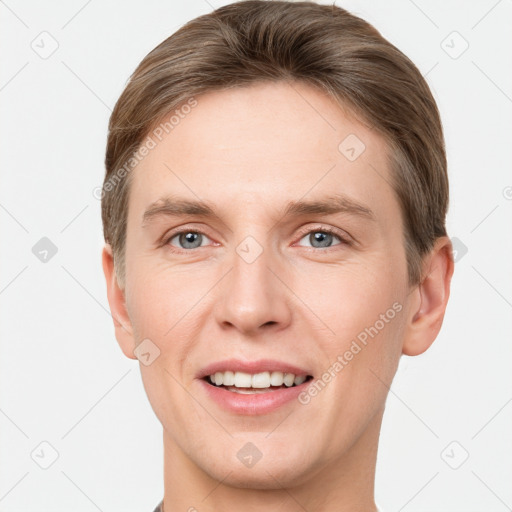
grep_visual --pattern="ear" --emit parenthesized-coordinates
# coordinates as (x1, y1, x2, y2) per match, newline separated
(402, 236, 455, 356)
(101, 243, 137, 360)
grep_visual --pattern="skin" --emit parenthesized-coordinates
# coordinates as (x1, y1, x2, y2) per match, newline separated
(102, 81, 454, 512)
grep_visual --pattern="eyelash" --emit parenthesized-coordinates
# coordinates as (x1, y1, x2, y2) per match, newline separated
(162, 225, 351, 253)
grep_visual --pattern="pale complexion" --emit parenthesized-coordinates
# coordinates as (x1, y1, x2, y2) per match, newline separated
(103, 81, 453, 512)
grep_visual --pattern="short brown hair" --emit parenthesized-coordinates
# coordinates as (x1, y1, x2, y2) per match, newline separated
(102, 0, 448, 288)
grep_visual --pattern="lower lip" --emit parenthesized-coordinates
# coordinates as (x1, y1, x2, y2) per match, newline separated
(198, 378, 311, 415)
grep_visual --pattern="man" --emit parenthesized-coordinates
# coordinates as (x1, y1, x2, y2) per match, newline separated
(101, 2, 454, 510)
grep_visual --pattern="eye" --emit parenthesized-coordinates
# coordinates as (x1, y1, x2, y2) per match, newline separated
(166, 230, 212, 250)
(296, 228, 347, 249)
(163, 226, 350, 253)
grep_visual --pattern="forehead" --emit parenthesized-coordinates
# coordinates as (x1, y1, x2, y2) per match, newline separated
(129, 81, 396, 223)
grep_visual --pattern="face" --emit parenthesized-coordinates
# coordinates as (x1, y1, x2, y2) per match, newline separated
(114, 81, 417, 488)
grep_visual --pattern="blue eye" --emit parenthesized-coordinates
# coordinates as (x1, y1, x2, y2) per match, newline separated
(163, 226, 349, 253)
(297, 230, 343, 249)
(168, 231, 211, 250)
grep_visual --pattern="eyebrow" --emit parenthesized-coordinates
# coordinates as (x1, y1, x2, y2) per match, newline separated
(141, 193, 375, 227)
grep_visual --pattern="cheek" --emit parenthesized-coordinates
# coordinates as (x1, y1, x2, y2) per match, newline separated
(125, 263, 207, 339)
(293, 259, 406, 389)
(306, 273, 405, 442)
(296, 256, 402, 328)
(127, 271, 201, 426)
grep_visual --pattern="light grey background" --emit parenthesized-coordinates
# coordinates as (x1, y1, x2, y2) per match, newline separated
(1, 1, 511, 511)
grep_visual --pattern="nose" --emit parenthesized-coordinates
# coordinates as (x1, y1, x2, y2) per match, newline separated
(213, 241, 292, 336)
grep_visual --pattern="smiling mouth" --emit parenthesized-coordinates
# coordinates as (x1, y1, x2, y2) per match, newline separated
(202, 371, 314, 394)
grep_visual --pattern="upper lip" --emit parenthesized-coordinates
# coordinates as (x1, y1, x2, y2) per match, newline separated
(197, 358, 313, 379)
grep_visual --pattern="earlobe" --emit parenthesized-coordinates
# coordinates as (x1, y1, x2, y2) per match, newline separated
(101, 244, 137, 360)
(402, 236, 455, 356)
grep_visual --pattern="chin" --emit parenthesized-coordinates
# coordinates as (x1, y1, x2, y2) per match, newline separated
(195, 441, 319, 490)
(207, 462, 313, 490)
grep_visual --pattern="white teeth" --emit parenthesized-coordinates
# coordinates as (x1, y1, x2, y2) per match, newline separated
(294, 375, 306, 385)
(283, 373, 295, 387)
(234, 371, 252, 388)
(207, 370, 309, 389)
(251, 371, 270, 388)
(270, 371, 284, 386)
(222, 370, 235, 386)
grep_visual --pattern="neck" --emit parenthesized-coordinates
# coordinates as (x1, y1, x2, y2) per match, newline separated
(162, 408, 383, 512)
